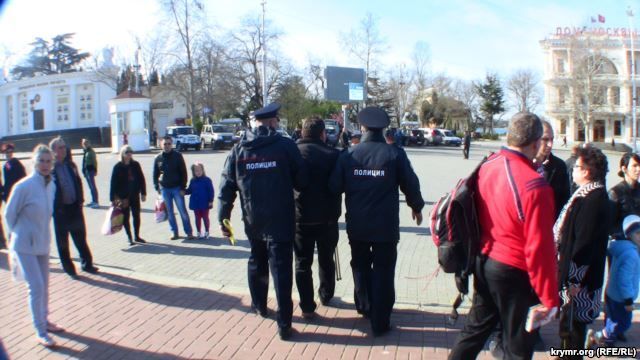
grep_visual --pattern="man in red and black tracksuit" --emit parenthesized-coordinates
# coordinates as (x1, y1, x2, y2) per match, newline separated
(449, 113, 560, 360)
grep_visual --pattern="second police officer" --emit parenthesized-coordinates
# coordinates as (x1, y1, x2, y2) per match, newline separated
(218, 103, 309, 341)
(329, 107, 425, 336)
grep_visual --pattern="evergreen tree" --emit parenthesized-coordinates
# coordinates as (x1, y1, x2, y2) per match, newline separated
(10, 34, 89, 79)
(475, 73, 505, 135)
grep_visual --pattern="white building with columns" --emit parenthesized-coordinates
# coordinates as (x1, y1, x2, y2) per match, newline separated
(0, 71, 116, 138)
(541, 27, 640, 145)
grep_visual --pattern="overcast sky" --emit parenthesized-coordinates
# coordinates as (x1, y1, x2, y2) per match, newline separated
(0, 0, 637, 83)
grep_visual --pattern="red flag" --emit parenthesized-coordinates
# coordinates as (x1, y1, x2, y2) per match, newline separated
(598, 14, 605, 23)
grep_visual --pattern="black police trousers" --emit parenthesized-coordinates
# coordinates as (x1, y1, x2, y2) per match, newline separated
(350, 240, 397, 333)
(53, 204, 94, 276)
(247, 237, 293, 329)
(449, 256, 538, 360)
(293, 222, 339, 312)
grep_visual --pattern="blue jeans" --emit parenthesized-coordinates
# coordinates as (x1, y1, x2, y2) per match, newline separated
(84, 169, 99, 203)
(161, 187, 192, 235)
(604, 295, 633, 342)
(14, 252, 49, 337)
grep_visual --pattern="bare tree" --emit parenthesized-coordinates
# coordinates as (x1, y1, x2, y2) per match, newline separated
(227, 15, 286, 114)
(411, 41, 431, 97)
(161, 0, 206, 118)
(565, 35, 611, 143)
(340, 12, 387, 104)
(136, 29, 169, 131)
(507, 69, 541, 113)
(386, 64, 414, 125)
(452, 79, 479, 130)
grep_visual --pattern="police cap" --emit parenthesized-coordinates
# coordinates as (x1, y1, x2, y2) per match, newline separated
(357, 107, 390, 129)
(253, 103, 281, 120)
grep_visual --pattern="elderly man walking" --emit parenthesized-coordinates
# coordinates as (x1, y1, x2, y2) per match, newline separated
(49, 137, 98, 279)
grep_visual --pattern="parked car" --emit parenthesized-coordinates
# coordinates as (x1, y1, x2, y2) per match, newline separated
(166, 125, 201, 151)
(200, 124, 235, 150)
(422, 128, 443, 146)
(402, 129, 426, 146)
(325, 125, 340, 147)
(438, 129, 462, 146)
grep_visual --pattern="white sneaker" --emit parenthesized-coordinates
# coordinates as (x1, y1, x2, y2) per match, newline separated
(37, 335, 56, 347)
(204, 231, 209, 239)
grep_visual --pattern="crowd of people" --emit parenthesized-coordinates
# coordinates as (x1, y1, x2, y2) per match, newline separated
(1, 104, 639, 358)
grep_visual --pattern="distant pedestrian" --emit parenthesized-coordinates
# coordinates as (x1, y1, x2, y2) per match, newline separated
(463, 131, 471, 159)
(449, 112, 559, 360)
(218, 103, 309, 340)
(81, 139, 99, 208)
(153, 135, 194, 240)
(294, 117, 341, 317)
(609, 152, 640, 240)
(152, 129, 158, 147)
(5, 145, 64, 347)
(2, 143, 26, 202)
(535, 121, 570, 219)
(554, 145, 610, 355)
(562, 135, 567, 147)
(49, 137, 98, 279)
(330, 107, 424, 337)
(110, 145, 147, 246)
(587, 215, 640, 347)
(185, 162, 214, 239)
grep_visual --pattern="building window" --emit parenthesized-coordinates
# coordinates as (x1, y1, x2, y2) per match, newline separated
(593, 87, 606, 105)
(614, 120, 622, 136)
(55, 86, 70, 123)
(558, 86, 569, 105)
(560, 119, 567, 134)
(6, 96, 13, 132)
(77, 84, 94, 123)
(19, 92, 28, 128)
(556, 58, 565, 74)
(611, 87, 620, 105)
(631, 87, 640, 106)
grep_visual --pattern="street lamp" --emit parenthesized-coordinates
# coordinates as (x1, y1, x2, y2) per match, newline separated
(628, 7, 637, 152)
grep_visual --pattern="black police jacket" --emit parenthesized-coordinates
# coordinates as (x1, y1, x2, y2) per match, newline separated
(295, 138, 341, 225)
(153, 150, 188, 191)
(218, 126, 309, 241)
(329, 130, 425, 242)
(542, 153, 570, 220)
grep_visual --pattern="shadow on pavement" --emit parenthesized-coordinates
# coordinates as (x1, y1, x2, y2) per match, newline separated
(80, 271, 253, 313)
(293, 308, 460, 348)
(121, 241, 250, 259)
(50, 331, 186, 360)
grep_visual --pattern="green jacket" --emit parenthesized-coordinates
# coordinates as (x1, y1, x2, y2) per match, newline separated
(83, 147, 97, 174)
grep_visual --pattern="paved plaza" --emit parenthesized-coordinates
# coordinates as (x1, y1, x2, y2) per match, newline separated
(1, 141, 638, 359)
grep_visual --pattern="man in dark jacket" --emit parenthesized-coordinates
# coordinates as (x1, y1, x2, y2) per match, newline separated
(218, 103, 309, 340)
(535, 121, 570, 219)
(49, 137, 98, 279)
(153, 136, 193, 240)
(81, 139, 99, 208)
(463, 131, 471, 159)
(294, 117, 341, 318)
(329, 107, 425, 336)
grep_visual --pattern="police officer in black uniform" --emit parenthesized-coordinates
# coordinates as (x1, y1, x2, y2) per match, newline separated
(294, 117, 342, 317)
(329, 107, 425, 336)
(218, 103, 308, 340)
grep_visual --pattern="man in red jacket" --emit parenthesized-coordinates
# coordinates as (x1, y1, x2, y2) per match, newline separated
(449, 112, 560, 360)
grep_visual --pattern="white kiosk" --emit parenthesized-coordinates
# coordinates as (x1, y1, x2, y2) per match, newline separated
(108, 90, 151, 153)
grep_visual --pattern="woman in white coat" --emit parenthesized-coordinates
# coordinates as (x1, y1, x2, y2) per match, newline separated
(5, 144, 63, 347)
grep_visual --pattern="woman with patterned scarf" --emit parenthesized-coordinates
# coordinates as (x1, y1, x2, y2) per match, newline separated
(553, 145, 611, 357)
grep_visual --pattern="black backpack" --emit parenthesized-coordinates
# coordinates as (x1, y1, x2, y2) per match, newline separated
(430, 156, 488, 324)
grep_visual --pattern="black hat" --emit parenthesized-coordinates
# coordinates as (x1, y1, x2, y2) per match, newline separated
(357, 107, 390, 129)
(253, 103, 281, 120)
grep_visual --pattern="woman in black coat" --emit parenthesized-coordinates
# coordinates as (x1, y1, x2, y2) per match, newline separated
(609, 152, 640, 239)
(554, 145, 610, 355)
(110, 146, 147, 245)
(3, 143, 26, 202)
